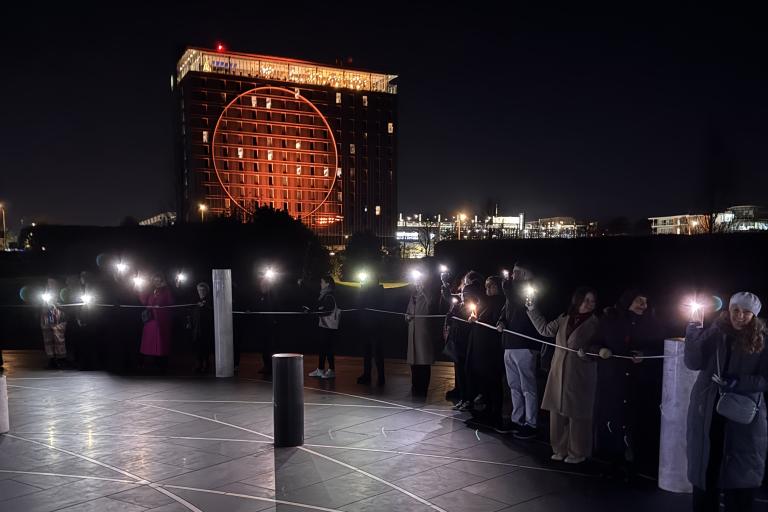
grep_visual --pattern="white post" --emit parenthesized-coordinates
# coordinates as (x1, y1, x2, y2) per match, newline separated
(213, 269, 234, 378)
(658, 338, 698, 493)
(0, 375, 9, 434)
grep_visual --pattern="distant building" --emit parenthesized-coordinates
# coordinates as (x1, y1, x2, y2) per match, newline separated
(524, 217, 597, 238)
(649, 205, 768, 235)
(648, 214, 708, 235)
(714, 205, 768, 232)
(174, 46, 398, 246)
(140, 212, 177, 227)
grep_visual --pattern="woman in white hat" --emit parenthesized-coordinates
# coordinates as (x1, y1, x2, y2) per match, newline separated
(685, 292, 768, 512)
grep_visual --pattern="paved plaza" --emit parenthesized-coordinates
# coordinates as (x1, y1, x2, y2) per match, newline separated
(0, 351, 724, 511)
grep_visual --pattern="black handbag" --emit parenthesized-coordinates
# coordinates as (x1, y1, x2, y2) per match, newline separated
(715, 346, 761, 424)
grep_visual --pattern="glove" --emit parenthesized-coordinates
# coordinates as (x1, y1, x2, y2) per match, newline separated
(598, 348, 612, 360)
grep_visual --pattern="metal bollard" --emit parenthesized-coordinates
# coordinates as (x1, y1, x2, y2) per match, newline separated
(272, 354, 304, 447)
(212, 269, 234, 378)
(0, 375, 9, 434)
(658, 338, 698, 493)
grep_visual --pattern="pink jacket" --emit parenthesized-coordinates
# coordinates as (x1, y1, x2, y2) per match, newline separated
(139, 286, 174, 356)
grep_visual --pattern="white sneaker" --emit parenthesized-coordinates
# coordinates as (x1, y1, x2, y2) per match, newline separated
(321, 369, 336, 379)
(551, 453, 566, 461)
(308, 368, 324, 377)
(564, 455, 586, 464)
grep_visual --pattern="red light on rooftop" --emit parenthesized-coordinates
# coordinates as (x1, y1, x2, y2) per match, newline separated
(216, 43, 225, 52)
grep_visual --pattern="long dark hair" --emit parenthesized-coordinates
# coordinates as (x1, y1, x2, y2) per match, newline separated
(717, 311, 766, 354)
(568, 286, 597, 317)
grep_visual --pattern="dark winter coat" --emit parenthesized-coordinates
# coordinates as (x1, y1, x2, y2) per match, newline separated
(498, 280, 540, 351)
(597, 308, 663, 435)
(685, 321, 768, 490)
(466, 293, 506, 398)
(191, 297, 214, 354)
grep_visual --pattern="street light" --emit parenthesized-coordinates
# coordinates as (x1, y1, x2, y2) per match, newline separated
(199, 203, 208, 222)
(264, 267, 276, 281)
(457, 213, 467, 240)
(0, 203, 6, 251)
(357, 271, 369, 285)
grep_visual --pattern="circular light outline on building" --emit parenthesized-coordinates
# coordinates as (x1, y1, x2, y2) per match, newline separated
(211, 86, 339, 220)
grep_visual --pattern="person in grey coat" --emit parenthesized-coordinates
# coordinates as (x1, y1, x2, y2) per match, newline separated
(685, 291, 768, 512)
(406, 279, 435, 396)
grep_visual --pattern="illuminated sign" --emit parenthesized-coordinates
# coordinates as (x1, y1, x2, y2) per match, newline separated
(396, 231, 419, 241)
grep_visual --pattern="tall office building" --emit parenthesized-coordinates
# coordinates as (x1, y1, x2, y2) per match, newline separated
(174, 46, 398, 245)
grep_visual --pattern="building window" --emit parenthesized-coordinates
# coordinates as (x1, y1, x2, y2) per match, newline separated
(237, 147, 244, 159)
(296, 166, 302, 175)
(362, 95, 368, 107)
(202, 130, 209, 143)
(335, 92, 341, 104)
(375, 205, 381, 216)
(337, 192, 343, 202)
(266, 98, 272, 109)
(350, 144, 356, 155)
(336, 168, 342, 177)
(268, 150, 273, 161)
(323, 167, 329, 177)
(295, 140, 301, 150)
(387, 122, 394, 134)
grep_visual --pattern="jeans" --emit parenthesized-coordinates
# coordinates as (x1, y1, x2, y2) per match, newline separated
(504, 349, 538, 427)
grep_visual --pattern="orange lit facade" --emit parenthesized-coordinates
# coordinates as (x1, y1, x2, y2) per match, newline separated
(174, 47, 398, 244)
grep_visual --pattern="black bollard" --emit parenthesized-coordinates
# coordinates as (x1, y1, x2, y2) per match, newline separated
(272, 353, 304, 447)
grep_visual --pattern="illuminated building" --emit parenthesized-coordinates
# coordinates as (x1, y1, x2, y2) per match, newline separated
(174, 47, 398, 245)
(649, 205, 768, 235)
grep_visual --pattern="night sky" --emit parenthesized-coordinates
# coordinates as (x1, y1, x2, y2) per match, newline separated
(1, 3, 766, 232)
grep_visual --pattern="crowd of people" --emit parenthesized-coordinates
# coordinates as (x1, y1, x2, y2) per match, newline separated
(426, 263, 767, 512)
(1, 260, 766, 511)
